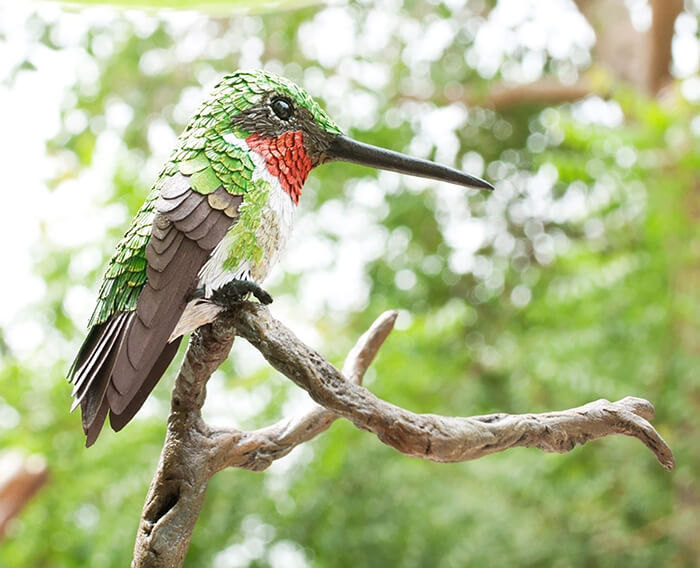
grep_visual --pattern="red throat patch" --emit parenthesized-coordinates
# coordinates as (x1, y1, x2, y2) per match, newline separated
(246, 131, 312, 204)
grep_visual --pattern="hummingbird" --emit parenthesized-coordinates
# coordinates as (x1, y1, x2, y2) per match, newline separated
(68, 69, 493, 446)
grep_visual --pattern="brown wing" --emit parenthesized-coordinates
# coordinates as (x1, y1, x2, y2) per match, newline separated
(71, 175, 242, 446)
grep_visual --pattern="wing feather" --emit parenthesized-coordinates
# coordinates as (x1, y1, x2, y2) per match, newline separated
(197, 211, 240, 250)
(147, 231, 185, 272)
(71, 312, 130, 400)
(69, 172, 242, 444)
(160, 171, 191, 199)
(183, 206, 224, 241)
(171, 199, 215, 233)
(150, 222, 178, 255)
(108, 338, 182, 432)
(167, 192, 208, 222)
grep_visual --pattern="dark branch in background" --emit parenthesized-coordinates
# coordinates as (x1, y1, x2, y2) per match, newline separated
(132, 303, 674, 568)
(574, 0, 683, 94)
(0, 453, 49, 540)
(435, 0, 684, 111)
(574, 0, 648, 90)
(648, 0, 683, 94)
(466, 78, 594, 110)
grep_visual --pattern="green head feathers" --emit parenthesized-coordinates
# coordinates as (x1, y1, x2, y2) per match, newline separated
(214, 70, 342, 135)
(175, 69, 343, 171)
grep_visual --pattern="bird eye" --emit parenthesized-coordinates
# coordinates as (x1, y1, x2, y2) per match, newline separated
(270, 97, 293, 120)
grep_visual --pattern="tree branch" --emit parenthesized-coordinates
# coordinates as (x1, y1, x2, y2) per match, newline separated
(132, 303, 674, 568)
(574, 0, 648, 90)
(0, 452, 48, 540)
(132, 321, 236, 568)
(432, 0, 685, 112)
(574, 0, 683, 95)
(467, 78, 594, 110)
(208, 310, 398, 473)
(648, 0, 683, 94)
(226, 304, 674, 470)
(132, 309, 398, 567)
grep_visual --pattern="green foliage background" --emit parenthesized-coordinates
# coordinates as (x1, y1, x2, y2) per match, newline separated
(0, 1, 698, 566)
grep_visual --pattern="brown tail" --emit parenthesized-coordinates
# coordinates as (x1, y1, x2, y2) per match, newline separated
(68, 310, 183, 446)
(67, 235, 205, 446)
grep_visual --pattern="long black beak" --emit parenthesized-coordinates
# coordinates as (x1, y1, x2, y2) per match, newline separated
(326, 134, 493, 191)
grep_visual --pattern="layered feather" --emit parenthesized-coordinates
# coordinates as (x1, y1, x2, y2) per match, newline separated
(68, 173, 242, 445)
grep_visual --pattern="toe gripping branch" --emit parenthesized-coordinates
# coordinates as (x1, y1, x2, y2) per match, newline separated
(190, 279, 273, 307)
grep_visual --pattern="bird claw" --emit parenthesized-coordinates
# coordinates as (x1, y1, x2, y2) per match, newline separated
(209, 279, 273, 307)
(186, 287, 206, 302)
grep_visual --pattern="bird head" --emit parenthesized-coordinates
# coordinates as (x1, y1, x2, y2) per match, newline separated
(188, 70, 492, 203)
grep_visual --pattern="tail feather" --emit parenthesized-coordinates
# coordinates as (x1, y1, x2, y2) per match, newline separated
(69, 311, 182, 446)
(79, 330, 122, 430)
(169, 299, 224, 342)
(84, 396, 109, 448)
(109, 337, 182, 432)
(70, 313, 131, 407)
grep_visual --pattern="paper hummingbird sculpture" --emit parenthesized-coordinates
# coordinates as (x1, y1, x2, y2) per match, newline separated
(68, 70, 493, 446)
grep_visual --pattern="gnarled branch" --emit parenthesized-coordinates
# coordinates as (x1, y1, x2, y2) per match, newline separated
(132, 303, 674, 568)
(208, 309, 398, 472)
(226, 304, 674, 469)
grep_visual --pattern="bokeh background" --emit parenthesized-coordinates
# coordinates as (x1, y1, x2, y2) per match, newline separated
(0, 0, 698, 566)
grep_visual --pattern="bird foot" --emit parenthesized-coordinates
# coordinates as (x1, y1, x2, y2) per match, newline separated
(188, 279, 273, 307)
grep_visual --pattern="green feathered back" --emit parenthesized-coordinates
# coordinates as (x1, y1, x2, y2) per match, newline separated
(87, 70, 340, 329)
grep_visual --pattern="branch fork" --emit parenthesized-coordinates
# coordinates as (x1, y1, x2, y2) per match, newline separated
(132, 303, 674, 568)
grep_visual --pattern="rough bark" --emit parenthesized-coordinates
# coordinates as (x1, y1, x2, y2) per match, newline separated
(132, 303, 674, 568)
(132, 308, 397, 567)
(132, 321, 235, 568)
(225, 304, 673, 468)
